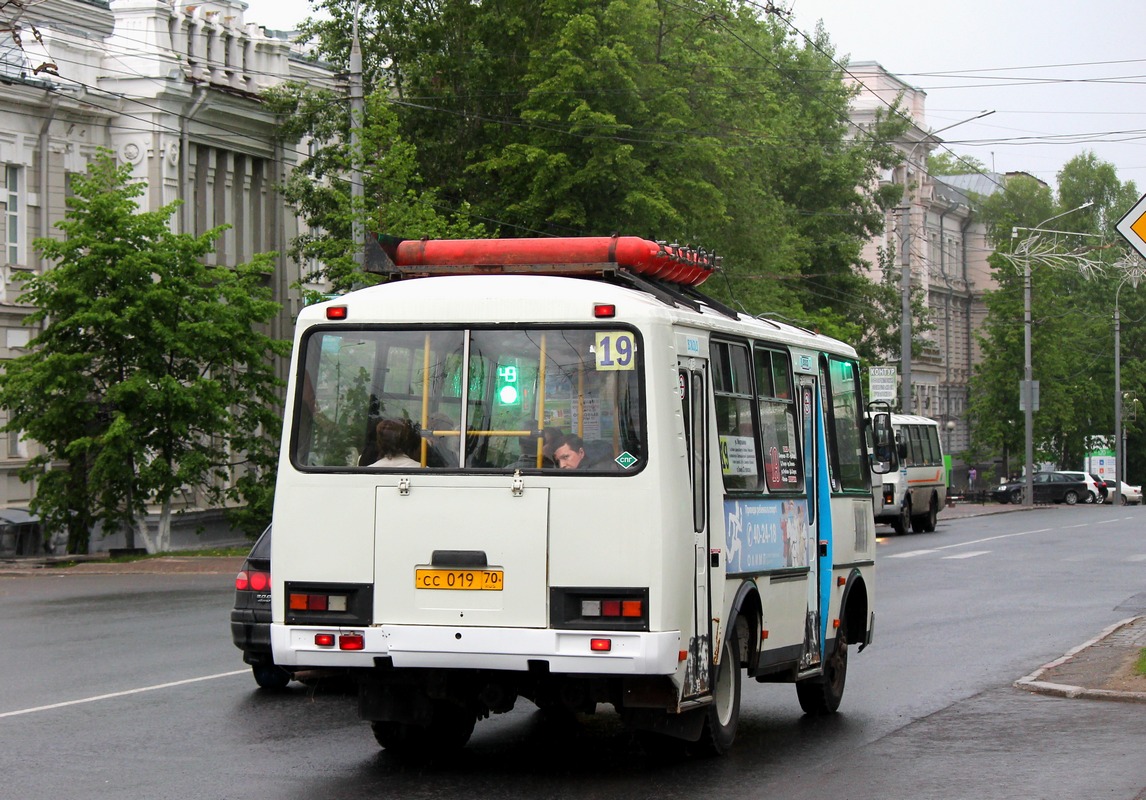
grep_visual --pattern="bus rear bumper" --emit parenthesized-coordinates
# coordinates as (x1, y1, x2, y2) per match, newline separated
(271, 623, 682, 675)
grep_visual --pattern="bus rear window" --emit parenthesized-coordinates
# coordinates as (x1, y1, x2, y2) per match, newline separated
(292, 327, 645, 474)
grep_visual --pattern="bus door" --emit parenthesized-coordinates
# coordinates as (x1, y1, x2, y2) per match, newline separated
(679, 360, 712, 698)
(797, 374, 829, 670)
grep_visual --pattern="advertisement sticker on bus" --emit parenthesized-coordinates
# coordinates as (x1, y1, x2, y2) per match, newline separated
(723, 498, 811, 573)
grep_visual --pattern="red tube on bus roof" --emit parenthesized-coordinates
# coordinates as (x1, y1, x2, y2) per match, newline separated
(391, 236, 717, 286)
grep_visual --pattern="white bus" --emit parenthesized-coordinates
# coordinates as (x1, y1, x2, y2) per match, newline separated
(270, 236, 894, 755)
(869, 413, 946, 534)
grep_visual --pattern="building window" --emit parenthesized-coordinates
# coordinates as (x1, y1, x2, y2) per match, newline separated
(4, 165, 22, 266)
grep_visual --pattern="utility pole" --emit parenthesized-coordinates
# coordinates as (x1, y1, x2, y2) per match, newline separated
(899, 207, 912, 413)
(349, 1, 365, 268)
(1006, 201, 1096, 506)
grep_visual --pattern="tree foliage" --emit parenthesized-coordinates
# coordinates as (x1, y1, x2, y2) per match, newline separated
(0, 151, 289, 553)
(287, 0, 913, 360)
(927, 152, 987, 176)
(966, 153, 1144, 479)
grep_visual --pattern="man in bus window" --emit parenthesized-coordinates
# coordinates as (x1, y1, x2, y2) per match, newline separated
(554, 434, 587, 469)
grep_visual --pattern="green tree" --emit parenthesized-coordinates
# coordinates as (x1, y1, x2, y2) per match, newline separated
(927, 152, 987, 176)
(296, 0, 912, 346)
(0, 151, 288, 553)
(967, 155, 1142, 476)
(264, 86, 488, 294)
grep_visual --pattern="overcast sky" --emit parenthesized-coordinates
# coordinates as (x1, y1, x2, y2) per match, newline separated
(242, 0, 1146, 197)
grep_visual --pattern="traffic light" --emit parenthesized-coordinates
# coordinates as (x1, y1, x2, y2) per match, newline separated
(496, 362, 520, 406)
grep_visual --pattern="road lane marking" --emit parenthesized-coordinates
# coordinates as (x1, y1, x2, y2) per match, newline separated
(887, 550, 938, 558)
(0, 669, 247, 719)
(943, 550, 990, 559)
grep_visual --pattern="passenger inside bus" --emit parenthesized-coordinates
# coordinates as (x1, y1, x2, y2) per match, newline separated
(422, 413, 459, 468)
(553, 433, 587, 469)
(513, 429, 555, 469)
(369, 419, 423, 469)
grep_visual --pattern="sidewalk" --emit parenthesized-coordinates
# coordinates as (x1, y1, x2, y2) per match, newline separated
(0, 554, 245, 575)
(1015, 616, 1146, 703)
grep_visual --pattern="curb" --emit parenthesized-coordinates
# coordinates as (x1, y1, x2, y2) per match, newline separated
(1014, 616, 1146, 703)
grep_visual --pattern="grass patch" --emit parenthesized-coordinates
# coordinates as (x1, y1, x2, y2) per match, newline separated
(1135, 648, 1146, 678)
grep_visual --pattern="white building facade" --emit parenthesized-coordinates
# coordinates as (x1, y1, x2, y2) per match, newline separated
(0, 0, 330, 548)
(846, 62, 999, 472)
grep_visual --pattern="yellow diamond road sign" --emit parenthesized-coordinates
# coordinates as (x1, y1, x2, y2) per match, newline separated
(1116, 192, 1146, 260)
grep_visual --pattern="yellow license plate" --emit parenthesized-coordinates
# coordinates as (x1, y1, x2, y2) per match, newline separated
(415, 568, 504, 591)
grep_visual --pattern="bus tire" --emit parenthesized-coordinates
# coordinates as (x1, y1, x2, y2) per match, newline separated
(697, 626, 741, 755)
(891, 500, 910, 535)
(921, 495, 938, 533)
(796, 629, 847, 715)
(371, 702, 476, 755)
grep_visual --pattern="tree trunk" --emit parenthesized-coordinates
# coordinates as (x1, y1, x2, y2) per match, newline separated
(156, 499, 173, 553)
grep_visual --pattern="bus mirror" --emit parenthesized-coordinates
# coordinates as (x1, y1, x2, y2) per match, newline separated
(870, 412, 895, 474)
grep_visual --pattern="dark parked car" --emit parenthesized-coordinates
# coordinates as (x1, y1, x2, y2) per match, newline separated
(991, 471, 1090, 505)
(230, 526, 293, 689)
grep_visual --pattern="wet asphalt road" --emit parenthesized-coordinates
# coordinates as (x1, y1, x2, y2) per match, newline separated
(1, 505, 1144, 799)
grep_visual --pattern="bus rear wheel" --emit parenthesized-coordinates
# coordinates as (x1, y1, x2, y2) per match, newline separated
(796, 629, 847, 715)
(891, 500, 910, 535)
(921, 495, 938, 533)
(371, 701, 476, 756)
(696, 627, 741, 755)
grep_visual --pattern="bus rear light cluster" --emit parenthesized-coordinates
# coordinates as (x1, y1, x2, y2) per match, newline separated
(581, 598, 643, 618)
(289, 592, 349, 612)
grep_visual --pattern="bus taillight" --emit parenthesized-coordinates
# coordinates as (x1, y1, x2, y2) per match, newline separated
(289, 592, 349, 612)
(584, 598, 643, 619)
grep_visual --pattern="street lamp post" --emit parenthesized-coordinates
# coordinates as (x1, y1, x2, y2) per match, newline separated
(1014, 201, 1095, 507)
(1114, 260, 1146, 505)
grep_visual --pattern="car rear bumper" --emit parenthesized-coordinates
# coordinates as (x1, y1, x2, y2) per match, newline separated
(231, 608, 272, 656)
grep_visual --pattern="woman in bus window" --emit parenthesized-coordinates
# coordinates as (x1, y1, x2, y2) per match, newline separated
(370, 419, 422, 469)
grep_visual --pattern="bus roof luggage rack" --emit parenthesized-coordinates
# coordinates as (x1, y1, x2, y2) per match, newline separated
(368, 234, 741, 319)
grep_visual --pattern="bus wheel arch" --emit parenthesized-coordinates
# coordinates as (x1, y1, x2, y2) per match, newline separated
(697, 622, 742, 755)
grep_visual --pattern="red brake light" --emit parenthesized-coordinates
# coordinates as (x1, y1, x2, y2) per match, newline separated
(590, 638, 612, 652)
(339, 634, 365, 651)
(326, 305, 348, 320)
(235, 571, 250, 591)
(249, 571, 270, 592)
(593, 303, 616, 318)
(314, 633, 335, 647)
(601, 599, 622, 617)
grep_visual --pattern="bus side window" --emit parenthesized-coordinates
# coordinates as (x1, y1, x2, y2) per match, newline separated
(754, 346, 801, 491)
(712, 341, 760, 491)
